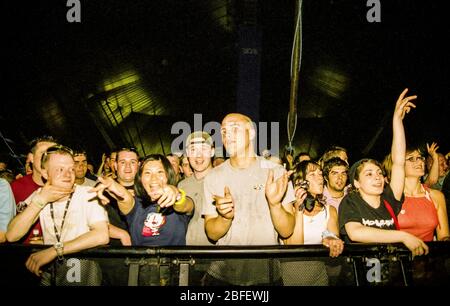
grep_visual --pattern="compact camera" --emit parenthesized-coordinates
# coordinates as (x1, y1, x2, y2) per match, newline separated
(296, 180, 315, 212)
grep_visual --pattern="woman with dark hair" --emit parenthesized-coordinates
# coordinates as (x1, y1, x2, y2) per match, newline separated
(92, 154, 194, 246)
(287, 161, 343, 255)
(282, 160, 343, 285)
(338, 89, 428, 256)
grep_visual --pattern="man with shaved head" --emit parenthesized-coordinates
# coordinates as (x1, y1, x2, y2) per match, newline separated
(202, 113, 296, 285)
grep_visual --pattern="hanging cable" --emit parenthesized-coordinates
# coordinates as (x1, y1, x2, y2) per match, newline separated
(0, 130, 24, 169)
(287, 0, 303, 152)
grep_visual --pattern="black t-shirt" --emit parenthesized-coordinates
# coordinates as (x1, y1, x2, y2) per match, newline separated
(103, 184, 131, 246)
(338, 185, 403, 243)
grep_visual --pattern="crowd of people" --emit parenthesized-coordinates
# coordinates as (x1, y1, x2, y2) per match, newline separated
(0, 88, 449, 285)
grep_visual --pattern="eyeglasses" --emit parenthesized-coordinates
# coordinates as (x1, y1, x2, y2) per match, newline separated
(406, 156, 425, 163)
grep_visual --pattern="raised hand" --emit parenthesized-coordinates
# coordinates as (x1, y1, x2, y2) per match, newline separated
(394, 88, 417, 121)
(89, 176, 125, 205)
(213, 186, 234, 220)
(265, 170, 292, 207)
(156, 185, 179, 208)
(426, 142, 439, 159)
(293, 186, 308, 212)
(36, 182, 74, 205)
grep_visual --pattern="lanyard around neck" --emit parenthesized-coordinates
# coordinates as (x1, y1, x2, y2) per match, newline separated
(50, 192, 74, 243)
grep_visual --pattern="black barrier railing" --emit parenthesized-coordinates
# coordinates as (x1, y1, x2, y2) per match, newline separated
(1, 242, 449, 286)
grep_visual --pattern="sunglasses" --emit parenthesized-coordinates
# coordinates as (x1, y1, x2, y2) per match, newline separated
(44, 145, 74, 156)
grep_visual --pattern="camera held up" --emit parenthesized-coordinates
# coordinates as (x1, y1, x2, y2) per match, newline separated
(296, 180, 316, 212)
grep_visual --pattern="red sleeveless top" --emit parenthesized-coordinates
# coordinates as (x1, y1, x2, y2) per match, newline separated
(398, 185, 439, 241)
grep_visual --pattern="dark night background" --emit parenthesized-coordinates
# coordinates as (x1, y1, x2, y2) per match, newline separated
(1, 0, 449, 172)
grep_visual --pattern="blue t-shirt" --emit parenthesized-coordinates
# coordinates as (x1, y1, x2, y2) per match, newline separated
(126, 196, 191, 246)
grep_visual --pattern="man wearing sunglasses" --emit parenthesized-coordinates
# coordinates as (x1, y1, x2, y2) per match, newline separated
(6, 145, 109, 284)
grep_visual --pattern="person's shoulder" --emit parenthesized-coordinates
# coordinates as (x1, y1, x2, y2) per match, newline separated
(258, 157, 285, 175)
(0, 177, 9, 187)
(178, 175, 194, 187)
(429, 188, 445, 202)
(206, 160, 230, 178)
(340, 191, 359, 207)
(10, 174, 31, 187)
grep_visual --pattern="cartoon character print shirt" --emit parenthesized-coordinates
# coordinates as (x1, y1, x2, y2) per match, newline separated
(125, 196, 191, 246)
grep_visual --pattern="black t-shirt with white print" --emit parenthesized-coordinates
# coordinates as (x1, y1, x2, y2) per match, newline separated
(338, 185, 403, 243)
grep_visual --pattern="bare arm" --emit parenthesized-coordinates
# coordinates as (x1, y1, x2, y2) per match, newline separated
(204, 214, 233, 242)
(96, 154, 107, 177)
(6, 198, 42, 242)
(430, 189, 450, 240)
(25, 221, 109, 276)
(108, 224, 131, 246)
(323, 206, 344, 257)
(7, 184, 74, 242)
(265, 170, 295, 238)
(91, 177, 135, 215)
(204, 186, 234, 242)
(345, 222, 428, 256)
(327, 206, 340, 236)
(283, 208, 304, 245)
(424, 143, 440, 186)
(390, 88, 416, 200)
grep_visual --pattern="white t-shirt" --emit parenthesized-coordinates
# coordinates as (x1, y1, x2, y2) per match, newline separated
(25, 185, 108, 245)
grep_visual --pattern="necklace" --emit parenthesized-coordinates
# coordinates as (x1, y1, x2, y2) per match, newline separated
(50, 192, 74, 244)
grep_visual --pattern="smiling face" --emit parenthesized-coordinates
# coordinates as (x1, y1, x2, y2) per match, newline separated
(187, 142, 213, 173)
(354, 162, 384, 196)
(43, 153, 75, 189)
(116, 151, 139, 185)
(140, 160, 168, 201)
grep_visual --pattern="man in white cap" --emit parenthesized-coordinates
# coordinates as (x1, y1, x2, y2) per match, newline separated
(178, 131, 215, 246)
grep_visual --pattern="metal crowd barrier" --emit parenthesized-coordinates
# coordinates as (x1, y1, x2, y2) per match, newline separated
(1, 242, 449, 286)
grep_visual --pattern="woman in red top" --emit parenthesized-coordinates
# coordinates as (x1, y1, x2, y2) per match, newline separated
(397, 148, 449, 241)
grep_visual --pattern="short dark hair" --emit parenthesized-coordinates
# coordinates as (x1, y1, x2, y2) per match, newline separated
(323, 157, 348, 180)
(117, 147, 139, 159)
(134, 154, 177, 199)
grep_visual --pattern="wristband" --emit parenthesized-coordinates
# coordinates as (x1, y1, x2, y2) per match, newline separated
(174, 189, 186, 207)
(32, 197, 47, 209)
(322, 230, 339, 240)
